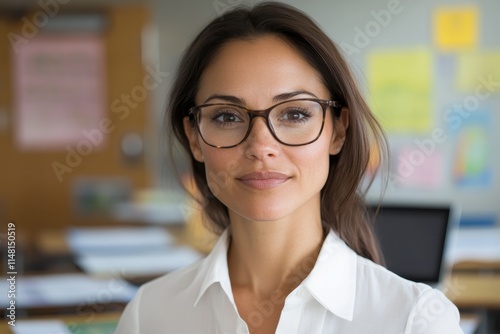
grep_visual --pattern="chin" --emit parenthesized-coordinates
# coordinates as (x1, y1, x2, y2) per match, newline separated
(234, 205, 292, 223)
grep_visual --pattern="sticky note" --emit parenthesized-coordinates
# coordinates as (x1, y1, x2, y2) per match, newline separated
(367, 49, 433, 134)
(434, 6, 479, 51)
(456, 52, 500, 92)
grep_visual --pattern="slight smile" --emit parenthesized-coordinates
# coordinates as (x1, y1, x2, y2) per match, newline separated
(237, 171, 291, 190)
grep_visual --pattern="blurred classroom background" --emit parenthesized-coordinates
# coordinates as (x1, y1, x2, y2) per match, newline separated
(0, 0, 499, 333)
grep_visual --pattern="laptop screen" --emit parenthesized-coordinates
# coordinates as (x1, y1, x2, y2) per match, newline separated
(368, 205, 451, 285)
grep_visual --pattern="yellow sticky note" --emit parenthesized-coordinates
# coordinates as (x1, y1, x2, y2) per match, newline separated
(456, 52, 500, 92)
(434, 6, 478, 51)
(367, 49, 433, 134)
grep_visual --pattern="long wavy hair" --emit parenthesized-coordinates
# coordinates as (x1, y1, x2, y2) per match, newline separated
(167, 2, 388, 264)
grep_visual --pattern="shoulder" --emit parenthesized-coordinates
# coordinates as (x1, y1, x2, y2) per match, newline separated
(405, 288, 462, 333)
(356, 255, 429, 302)
(354, 256, 462, 333)
(115, 230, 231, 333)
(137, 256, 206, 304)
(136, 229, 230, 303)
(114, 257, 209, 334)
(114, 258, 208, 334)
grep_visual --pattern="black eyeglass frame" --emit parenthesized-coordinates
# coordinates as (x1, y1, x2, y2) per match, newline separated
(188, 98, 342, 149)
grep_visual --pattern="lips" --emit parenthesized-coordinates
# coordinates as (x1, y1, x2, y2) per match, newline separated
(237, 171, 290, 190)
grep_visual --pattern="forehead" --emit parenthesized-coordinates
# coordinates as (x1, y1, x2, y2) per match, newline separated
(196, 36, 329, 105)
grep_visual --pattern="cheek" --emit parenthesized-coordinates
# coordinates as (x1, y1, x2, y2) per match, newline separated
(202, 150, 243, 197)
(292, 133, 332, 184)
(297, 146, 330, 176)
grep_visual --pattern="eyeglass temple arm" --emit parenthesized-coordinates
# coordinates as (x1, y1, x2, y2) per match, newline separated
(327, 100, 343, 118)
(188, 109, 196, 125)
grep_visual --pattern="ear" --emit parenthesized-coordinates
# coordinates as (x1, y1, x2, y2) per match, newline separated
(183, 117, 204, 162)
(329, 107, 349, 155)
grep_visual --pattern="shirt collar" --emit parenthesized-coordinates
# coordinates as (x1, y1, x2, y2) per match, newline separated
(302, 229, 357, 321)
(193, 229, 358, 321)
(193, 229, 233, 307)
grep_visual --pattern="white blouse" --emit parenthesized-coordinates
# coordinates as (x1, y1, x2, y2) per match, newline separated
(115, 229, 463, 334)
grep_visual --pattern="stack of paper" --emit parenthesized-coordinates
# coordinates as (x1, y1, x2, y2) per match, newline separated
(13, 319, 118, 334)
(75, 246, 202, 277)
(68, 227, 203, 277)
(448, 227, 500, 264)
(67, 227, 174, 255)
(13, 320, 71, 334)
(0, 273, 137, 308)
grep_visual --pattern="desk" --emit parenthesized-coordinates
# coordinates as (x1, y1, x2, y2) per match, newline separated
(6, 229, 500, 334)
(446, 227, 500, 304)
(446, 272, 500, 309)
(453, 260, 500, 272)
(451, 257, 500, 332)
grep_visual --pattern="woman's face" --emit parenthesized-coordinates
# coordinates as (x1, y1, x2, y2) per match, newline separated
(184, 36, 348, 222)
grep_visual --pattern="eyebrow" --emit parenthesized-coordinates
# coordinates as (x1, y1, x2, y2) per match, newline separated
(272, 90, 318, 102)
(202, 90, 319, 105)
(203, 94, 244, 105)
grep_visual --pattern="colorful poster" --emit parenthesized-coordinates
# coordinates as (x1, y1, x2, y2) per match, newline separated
(13, 34, 106, 150)
(453, 110, 492, 187)
(456, 52, 500, 93)
(367, 49, 433, 134)
(433, 6, 478, 51)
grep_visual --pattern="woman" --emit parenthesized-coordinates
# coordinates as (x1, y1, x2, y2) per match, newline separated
(116, 2, 462, 333)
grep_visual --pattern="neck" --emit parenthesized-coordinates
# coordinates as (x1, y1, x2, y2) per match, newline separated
(227, 210, 325, 298)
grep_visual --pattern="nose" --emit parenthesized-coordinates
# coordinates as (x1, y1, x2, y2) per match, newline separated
(243, 117, 280, 160)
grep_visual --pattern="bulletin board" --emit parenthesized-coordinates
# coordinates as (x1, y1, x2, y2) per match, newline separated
(0, 6, 151, 236)
(360, 4, 499, 226)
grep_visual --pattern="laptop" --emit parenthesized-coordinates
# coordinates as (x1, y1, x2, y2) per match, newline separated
(367, 203, 458, 288)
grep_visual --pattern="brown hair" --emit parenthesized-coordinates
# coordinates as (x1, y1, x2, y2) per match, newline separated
(167, 2, 388, 264)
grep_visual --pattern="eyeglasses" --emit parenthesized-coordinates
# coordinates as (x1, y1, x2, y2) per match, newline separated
(188, 98, 342, 148)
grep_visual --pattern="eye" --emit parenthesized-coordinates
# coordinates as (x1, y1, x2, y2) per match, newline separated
(283, 110, 307, 120)
(214, 112, 241, 123)
(212, 111, 244, 123)
(279, 108, 312, 122)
